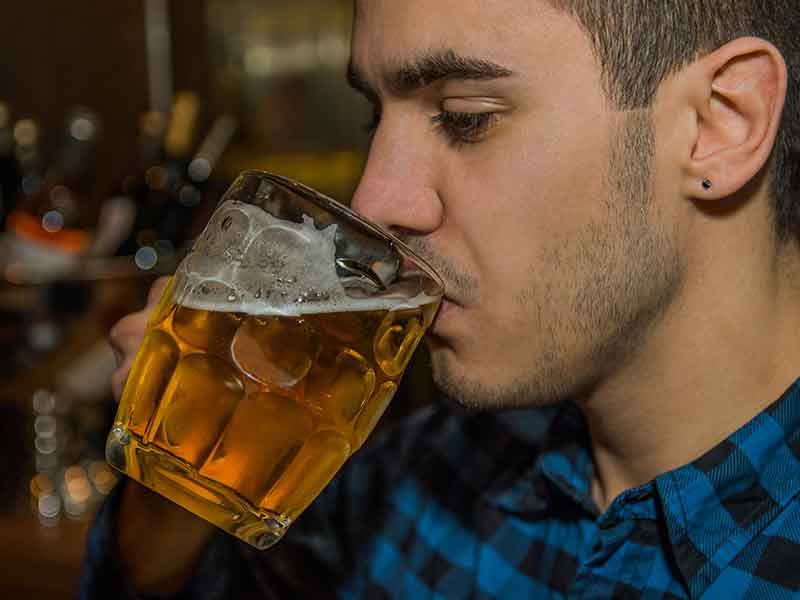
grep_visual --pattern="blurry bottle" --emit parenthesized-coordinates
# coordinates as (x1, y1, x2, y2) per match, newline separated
(0, 102, 19, 228)
(3, 110, 101, 370)
(164, 91, 201, 172)
(99, 110, 168, 258)
(13, 117, 44, 204)
(7, 108, 101, 259)
(187, 115, 237, 187)
(147, 91, 201, 249)
(117, 110, 169, 203)
(183, 114, 238, 241)
(122, 92, 201, 267)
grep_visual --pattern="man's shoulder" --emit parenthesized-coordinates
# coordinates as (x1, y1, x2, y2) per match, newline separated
(738, 495, 800, 581)
(700, 495, 800, 598)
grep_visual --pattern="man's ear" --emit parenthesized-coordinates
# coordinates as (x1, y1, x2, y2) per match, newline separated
(681, 36, 787, 200)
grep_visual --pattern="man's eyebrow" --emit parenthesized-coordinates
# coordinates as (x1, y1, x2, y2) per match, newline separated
(347, 49, 514, 100)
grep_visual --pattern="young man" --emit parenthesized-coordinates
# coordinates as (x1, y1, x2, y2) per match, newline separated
(81, 1, 800, 598)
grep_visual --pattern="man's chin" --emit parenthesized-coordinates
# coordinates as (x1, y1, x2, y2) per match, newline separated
(428, 346, 562, 411)
(428, 345, 481, 408)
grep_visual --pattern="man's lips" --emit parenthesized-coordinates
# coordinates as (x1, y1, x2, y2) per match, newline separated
(441, 297, 460, 311)
(433, 297, 462, 326)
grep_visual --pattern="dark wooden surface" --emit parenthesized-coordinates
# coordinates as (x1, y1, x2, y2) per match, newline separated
(0, 0, 211, 201)
(0, 1, 148, 197)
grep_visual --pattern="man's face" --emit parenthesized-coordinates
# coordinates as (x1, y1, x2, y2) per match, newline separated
(349, 0, 685, 409)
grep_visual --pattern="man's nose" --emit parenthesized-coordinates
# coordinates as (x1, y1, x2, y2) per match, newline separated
(350, 124, 443, 235)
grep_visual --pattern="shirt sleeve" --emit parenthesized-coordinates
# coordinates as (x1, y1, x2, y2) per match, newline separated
(77, 480, 241, 600)
(78, 405, 440, 599)
(77, 467, 362, 599)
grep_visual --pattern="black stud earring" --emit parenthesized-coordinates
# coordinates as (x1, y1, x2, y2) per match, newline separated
(702, 179, 713, 191)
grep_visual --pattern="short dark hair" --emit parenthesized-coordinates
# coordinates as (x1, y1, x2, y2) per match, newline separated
(549, 1, 800, 242)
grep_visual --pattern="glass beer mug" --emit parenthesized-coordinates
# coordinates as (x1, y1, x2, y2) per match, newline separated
(106, 171, 443, 549)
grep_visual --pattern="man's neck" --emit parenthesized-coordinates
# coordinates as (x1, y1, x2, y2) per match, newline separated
(580, 236, 800, 513)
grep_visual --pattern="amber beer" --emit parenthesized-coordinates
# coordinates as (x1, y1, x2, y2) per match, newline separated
(108, 287, 438, 549)
(107, 171, 443, 549)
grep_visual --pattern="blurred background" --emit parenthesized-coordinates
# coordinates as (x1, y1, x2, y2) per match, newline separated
(0, 1, 434, 596)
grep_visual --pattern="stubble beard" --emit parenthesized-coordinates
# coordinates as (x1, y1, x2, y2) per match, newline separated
(429, 109, 686, 411)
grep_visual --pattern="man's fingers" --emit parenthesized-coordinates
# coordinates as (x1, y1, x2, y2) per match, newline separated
(111, 357, 135, 401)
(110, 276, 171, 361)
(109, 276, 171, 403)
(109, 313, 149, 402)
(109, 311, 148, 360)
(147, 276, 172, 307)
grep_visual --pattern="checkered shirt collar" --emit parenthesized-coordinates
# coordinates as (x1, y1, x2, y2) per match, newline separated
(488, 380, 800, 598)
(486, 401, 597, 516)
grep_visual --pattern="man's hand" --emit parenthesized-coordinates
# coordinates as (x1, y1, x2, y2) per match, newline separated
(109, 276, 170, 401)
(109, 276, 217, 595)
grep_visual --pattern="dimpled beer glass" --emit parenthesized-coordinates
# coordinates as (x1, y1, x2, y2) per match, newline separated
(106, 171, 443, 549)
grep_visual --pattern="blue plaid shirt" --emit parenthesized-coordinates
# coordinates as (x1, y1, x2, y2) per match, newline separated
(81, 379, 800, 599)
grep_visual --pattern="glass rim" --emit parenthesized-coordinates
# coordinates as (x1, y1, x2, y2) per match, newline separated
(238, 169, 445, 297)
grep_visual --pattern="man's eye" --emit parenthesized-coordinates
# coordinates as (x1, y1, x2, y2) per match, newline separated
(431, 111, 499, 145)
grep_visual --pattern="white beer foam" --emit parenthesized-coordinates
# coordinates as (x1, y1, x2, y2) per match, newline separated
(177, 288, 438, 316)
(177, 201, 437, 316)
